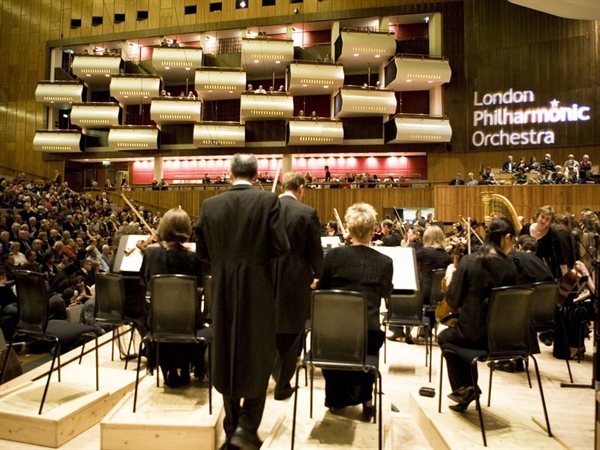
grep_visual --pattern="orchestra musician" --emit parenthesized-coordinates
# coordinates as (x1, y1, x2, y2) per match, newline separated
(520, 206, 568, 280)
(139, 207, 204, 388)
(318, 202, 393, 421)
(438, 218, 518, 412)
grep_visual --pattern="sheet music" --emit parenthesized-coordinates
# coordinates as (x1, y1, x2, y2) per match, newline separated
(372, 246, 419, 291)
(113, 235, 147, 273)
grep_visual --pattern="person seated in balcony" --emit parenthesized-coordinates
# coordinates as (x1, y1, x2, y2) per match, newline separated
(158, 178, 169, 190)
(104, 179, 114, 191)
(466, 172, 479, 185)
(187, 90, 196, 100)
(516, 157, 528, 172)
(565, 164, 579, 184)
(214, 176, 226, 185)
(255, 85, 266, 94)
(268, 86, 274, 93)
(297, 110, 305, 118)
(323, 53, 331, 63)
(449, 173, 465, 185)
(480, 167, 496, 185)
(247, 83, 254, 92)
(502, 155, 516, 173)
(579, 154, 593, 181)
(150, 179, 159, 191)
(278, 85, 285, 93)
(310, 111, 318, 120)
(564, 154, 579, 173)
(178, 91, 186, 99)
(553, 170, 567, 185)
(316, 53, 323, 63)
(202, 173, 211, 184)
(537, 166, 552, 184)
(541, 153, 556, 172)
(528, 155, 540, 172)
(512, 166, 529, 185)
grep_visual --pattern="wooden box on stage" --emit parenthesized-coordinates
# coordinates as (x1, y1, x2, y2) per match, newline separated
(101, 375, 223, 450)
(0, 366, 136, 447)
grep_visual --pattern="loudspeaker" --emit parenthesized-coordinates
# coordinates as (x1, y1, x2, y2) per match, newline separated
(114, 13, 125, 23)
(70, 19, 81, 29)
(91, 16, 103, 26)
(137, 10, 148, 20)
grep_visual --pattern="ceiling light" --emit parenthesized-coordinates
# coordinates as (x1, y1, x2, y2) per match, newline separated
(254, 59, 260, 63)
(165, 66, 170, 70)
(104, 74, 111, 77)
(302, 84, 307, 87)
(374, 54, 381, 58)
(406, 79, 412, 83)
(275, 61, 280, 64)
(86, 74, 91, 77)
(353, 53, 359, 57)
(228, 90, 233, 93)
(323, 85, 329, 89)
(427, 80, 433, 83)
(185, 67, 191, 71)
(425, 16, 430, 23)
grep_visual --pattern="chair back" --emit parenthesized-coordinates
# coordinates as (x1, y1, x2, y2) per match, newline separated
(388, 291, 423, 321)
(310, 290, 367, 365)
(150, 274, 197, 339)
(531, 281, 559, 329)
(14, 270, 48, 335)
(94, 273, 126, 323)
(487, 286, 534, 358)
(429, 269, 446, 307)
(203, 275, 213, 322)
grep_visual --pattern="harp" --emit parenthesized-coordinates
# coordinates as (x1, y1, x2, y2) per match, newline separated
(481, 192, 522, 233)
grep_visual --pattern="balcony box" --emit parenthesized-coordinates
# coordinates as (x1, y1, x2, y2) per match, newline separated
(240, 92, 293, 122)
(193, 122, 245, 148)
(110, 76, 161, 105)
(287, 62, 344, 95)
(241, 38, 294, 76)
(151, 46, 203, 82)
(287, 119, 344, 146)
(334, 87, 396, 118)
(72, 55, 122, 86)
(335, 30, 396, 74)
(33, 130, 82, 153)
(108, 126, 159, 150)
(195, 68, 246, 100)
(35, 81, 84, 108)
(384, 55, 451, 91)
(70, 103, 121, 128)
(384, 115, 452, 143)
(150, 98, 202, 124)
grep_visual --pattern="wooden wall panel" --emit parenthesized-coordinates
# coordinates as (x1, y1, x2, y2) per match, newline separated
(110, 185, 598, 230)
(434, 185, 600, 224)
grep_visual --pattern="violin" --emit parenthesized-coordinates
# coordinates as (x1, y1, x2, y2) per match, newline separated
(435, 250, 461, 326)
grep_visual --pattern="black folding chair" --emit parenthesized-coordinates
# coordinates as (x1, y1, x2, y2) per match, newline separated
(531, 281, 573, 383)
(132, 274, 212, 414)
(291, 290, 383, 450)
(382, 290, 433, 381)
(0, 270, 100, 415)
(438, 286, 551, 447)
(93, 273, 136, 369)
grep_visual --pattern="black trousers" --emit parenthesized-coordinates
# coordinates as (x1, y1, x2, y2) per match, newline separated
(222, 391, 267, 437)
(273, 332, 302, 392)
(437, 328, 480, 392)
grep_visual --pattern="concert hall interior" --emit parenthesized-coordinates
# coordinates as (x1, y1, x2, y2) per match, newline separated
(0, 0, 599, 449)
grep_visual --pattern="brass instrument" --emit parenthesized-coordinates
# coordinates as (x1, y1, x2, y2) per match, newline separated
(481, 192, 522, 233)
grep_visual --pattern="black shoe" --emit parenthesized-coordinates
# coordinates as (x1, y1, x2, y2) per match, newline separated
(514, 358, 525, 372)
(361, 404, 375, 422)
(274, 384, 295, 401)
(448, 387, 478, 413)
(405, 334, 414, 345)
(230, 427, 263, 450)
(387, 332, 403, 342)
(488, 360, 515, 373)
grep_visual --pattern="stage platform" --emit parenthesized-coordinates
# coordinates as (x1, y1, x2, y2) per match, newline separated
(0, 364, 136, 448)
(0, 327, 596, 449)
(101, 375, 223, 450)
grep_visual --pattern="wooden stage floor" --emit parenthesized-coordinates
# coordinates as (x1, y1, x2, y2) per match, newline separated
(0, 327, 595, 449)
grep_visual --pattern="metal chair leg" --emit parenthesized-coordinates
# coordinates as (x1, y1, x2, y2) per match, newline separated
(95, 336, 99, 390)
(0, 338, 15, 384)
(133, 341, 144, 413)
(487, 361, 494, 407)
(124, 324, 135, 370)
(471, 359, 487, 447)
(207, 341, 212, 415)
(39, 344, 59, 415)
(291, 366, 302, 450)
(438, 352, 444, 413)
(531, 354, 552, 437)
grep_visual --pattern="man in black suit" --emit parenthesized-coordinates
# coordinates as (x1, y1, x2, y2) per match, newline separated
(272, 172, 324, 401)
(195, 154, 289, 450)
(502, 155, 516, 173)
(448, 172, 465, 185)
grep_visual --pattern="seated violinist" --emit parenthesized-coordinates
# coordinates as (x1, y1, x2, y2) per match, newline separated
(438, 218, 518, 412)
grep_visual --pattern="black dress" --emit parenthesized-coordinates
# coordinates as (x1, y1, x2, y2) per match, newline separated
(416, 247, 451, 305)
(317, 245, 393, 408)
(520, 224, 566, 280)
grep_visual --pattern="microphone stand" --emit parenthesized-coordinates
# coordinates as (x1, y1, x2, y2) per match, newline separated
(560, 233, 599, 392)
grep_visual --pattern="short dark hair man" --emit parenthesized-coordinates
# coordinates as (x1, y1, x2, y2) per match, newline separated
(272, 171, 324, 401)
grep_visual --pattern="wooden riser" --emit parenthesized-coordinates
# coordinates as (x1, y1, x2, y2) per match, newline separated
(264, 385, 392, 449)
(0, 365, 136, 448)
(101, 375, 223, 450)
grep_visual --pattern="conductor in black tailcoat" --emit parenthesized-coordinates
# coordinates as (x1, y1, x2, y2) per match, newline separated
(194, 154, 289, 450)
(272, 172, 324, 401)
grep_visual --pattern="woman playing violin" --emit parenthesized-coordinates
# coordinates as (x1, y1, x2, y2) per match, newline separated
(438, 218, 518, 412)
